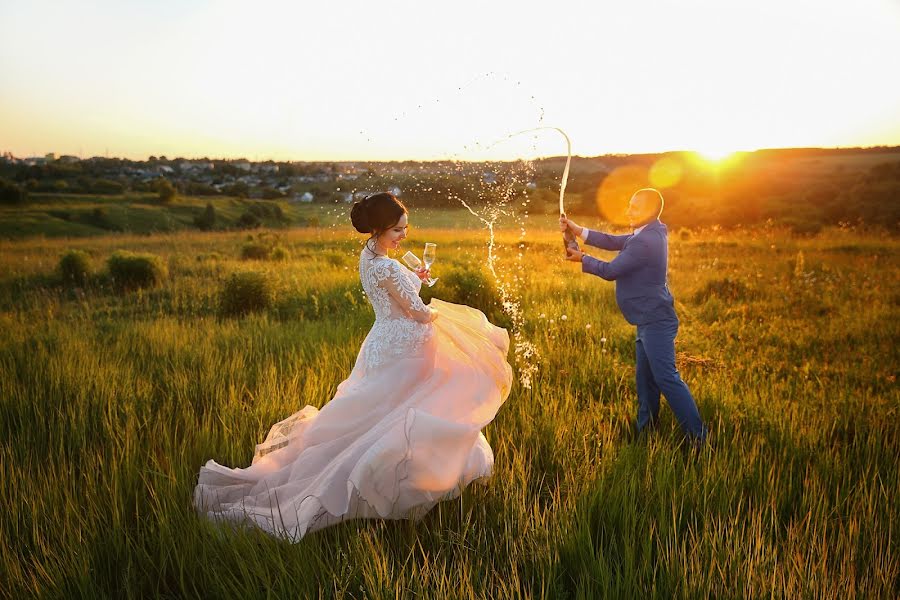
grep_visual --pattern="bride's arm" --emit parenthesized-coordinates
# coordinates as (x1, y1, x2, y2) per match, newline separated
(381, 261, 436, 324)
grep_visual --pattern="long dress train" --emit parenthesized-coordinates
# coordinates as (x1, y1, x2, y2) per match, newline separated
(193, 247, 513, 541)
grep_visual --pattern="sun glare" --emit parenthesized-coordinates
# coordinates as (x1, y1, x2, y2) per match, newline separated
(696, 146, 736, 162)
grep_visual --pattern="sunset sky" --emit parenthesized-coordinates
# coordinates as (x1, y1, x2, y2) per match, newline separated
(1, 0, 899, 162)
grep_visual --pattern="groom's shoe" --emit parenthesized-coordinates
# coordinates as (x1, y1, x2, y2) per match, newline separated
(679, 432, 710, 459)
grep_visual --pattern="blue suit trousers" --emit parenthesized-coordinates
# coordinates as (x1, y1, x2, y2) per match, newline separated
(635, 317, 707, 441)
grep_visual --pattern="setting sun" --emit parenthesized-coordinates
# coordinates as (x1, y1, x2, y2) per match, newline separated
(696, 145, 737, 162)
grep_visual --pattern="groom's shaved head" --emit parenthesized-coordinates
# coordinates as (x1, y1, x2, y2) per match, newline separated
(632, 188, 664, 218)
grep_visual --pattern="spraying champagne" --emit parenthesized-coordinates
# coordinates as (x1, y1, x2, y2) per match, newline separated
(472, 125, 577, 255)
(554, 129, 578, 254)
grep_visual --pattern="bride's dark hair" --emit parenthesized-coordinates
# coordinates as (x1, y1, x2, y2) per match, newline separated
(351, 192, 407, 238)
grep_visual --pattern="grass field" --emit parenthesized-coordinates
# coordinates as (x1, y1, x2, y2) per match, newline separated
(1, 211, 898, 598)
(0, 193, 520, 240)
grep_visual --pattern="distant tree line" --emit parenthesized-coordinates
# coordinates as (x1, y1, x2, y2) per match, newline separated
(2, 148, 898, 231)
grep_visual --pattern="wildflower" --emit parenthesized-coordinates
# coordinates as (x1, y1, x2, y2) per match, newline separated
(561, 314, 568, 321)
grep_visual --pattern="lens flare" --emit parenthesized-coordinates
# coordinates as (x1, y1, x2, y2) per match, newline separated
(648, 156, 683, 189)
(595, 164, 649, 226)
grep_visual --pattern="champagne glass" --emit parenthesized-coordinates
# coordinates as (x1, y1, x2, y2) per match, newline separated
(422, 243, 438, 287)
(401, 251, 422, 271)
(402, 250, 436, 287)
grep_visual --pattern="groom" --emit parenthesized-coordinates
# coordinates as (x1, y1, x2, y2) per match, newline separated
(560, 188, 708, 445)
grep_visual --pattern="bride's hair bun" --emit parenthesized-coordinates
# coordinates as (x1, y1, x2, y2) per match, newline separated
(350, 196, 372, 233)
(351, 192, 407, 235)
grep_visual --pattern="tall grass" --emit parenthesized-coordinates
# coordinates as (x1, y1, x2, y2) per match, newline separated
(1, 219, 898, 598)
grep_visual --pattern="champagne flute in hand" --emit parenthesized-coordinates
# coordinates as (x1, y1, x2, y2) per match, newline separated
(422, 242, 438, 287)
(402, 251, 423, 272)
(402, 250, 434, 286)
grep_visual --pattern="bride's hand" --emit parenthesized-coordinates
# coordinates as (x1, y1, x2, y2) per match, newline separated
(414, 267, 431, 282)
(429, 307, 439, 322)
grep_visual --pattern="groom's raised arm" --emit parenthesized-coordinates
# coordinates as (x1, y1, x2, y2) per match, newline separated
(581, 236, 650, 281)
(581, 227, 632, 251)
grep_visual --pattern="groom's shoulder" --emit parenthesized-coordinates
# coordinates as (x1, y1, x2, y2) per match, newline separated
(640, 221, 668, 248)
(648, 220, 668, 239)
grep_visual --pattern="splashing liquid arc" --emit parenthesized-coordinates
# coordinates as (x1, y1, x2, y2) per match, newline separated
(453, 126, 573, 389)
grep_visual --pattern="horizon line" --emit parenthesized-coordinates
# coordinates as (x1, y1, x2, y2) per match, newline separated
(4, 143, 900, 164)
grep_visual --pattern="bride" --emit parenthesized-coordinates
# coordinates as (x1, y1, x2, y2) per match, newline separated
(193, 192, 513, 542)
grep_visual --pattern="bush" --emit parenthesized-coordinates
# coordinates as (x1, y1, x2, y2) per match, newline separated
(107, 250, 167, 291)
(0, 178, 27, 205)
(240, 230, 290, 261)
(193, 202, 217, 231)
(185, 182, 218, 196)
(222, 182, 249, 198)
(88, 178, 125, 194)
(219, 271, 274, 317)
(236, 211, 261, 229)
(429, 267, 500, 315)
(246, 201, 286, 221)
(58, 250, 92, 286)
(276, 283, 361, 321)
(157, 178, 176, 203)
(271, 245, 290, 261)
(84, 206, 116, 230)
(241, 241, 271, 260)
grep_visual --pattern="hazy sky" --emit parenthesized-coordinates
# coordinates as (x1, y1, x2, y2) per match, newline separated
(1, 0, 899, 161)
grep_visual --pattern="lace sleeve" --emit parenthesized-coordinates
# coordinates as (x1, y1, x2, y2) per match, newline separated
(377, 260, 434, 323)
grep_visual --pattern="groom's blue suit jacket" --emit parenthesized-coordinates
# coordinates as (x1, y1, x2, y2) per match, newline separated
(581, 219, 677, 326)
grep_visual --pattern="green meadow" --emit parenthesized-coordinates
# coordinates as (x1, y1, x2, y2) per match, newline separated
(1, 205, 898, 598)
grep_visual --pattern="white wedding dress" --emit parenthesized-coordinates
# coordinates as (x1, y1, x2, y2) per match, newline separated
(193, 246, 513, 542)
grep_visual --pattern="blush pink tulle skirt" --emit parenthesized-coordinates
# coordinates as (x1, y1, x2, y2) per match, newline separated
(193, 299, 513, 542)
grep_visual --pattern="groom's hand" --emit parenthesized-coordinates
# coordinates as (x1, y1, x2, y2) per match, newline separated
(565, 248, 584, 262)
(559, 215, 584, 238)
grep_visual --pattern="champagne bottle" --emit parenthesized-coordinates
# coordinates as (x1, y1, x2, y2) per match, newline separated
(561, 213, 580, 254)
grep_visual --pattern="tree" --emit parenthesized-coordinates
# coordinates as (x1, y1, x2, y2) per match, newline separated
(157, 178, 176, 203)
(223, 181, 249, 198)
(0, 178, 27, 205)
(193, 202, 217, 231)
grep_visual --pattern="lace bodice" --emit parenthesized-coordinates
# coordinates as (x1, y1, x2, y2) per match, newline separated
(358, 247, 434, 368)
